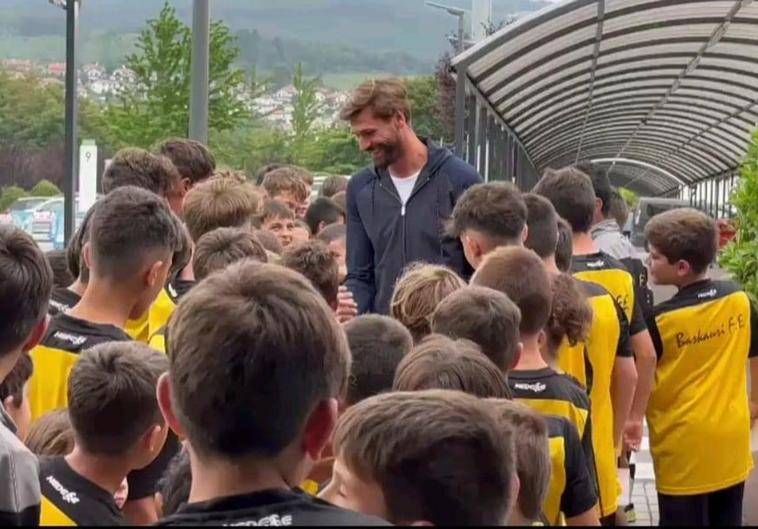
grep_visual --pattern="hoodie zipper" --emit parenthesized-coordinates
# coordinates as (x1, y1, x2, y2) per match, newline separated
(377, 174, 434, 266)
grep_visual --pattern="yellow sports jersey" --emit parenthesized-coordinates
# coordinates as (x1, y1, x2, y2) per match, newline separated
(148, 279, 195, 340)
(544, 415, 598, 525)
(148, 326, 167, 354)
(124, 312, 149, 343)
(29, 314, 130, 422)
(647, 279, 757, 495)
(558, 279, 632, 517)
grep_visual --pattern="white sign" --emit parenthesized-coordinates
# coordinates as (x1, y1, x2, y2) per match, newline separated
(79, 142, 98, 213)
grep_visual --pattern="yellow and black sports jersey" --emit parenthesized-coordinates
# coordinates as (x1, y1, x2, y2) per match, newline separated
(124, 312, 149, 343)
(647, 279, 757, 495)
(572, 251, 646, 336)
(148, 326, 167, 354)
(39, 456, 125, 526)
(48, 288, 82, 317)
(543, 415, 598, 526)
(29, 313, 131, 422)
(557, 279, 632, 517)
(148, 278, 195, 341)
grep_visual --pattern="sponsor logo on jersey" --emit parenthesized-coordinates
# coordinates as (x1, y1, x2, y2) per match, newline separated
(514, 382, 546, 393)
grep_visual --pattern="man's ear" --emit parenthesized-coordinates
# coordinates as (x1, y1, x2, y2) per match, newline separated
(22, 316, 48, 352)
(157, 374, 186, 439)
(302, 399, 338, 461)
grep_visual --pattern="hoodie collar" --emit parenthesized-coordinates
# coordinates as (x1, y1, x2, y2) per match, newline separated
(373, 137, 451, 181)
(591, 218, 622, 237)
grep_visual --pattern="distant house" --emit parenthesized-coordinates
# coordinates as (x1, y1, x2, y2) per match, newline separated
(82, 63, 106, 83)
(48, 63, 66, 77)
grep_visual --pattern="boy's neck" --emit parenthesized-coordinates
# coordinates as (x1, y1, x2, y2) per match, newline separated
(675, 272, 710, 290)
(66, 447, 132, 495)
(572, 231, 598, 256)
(542, 255, 560, 275)
(69, 280, 135, 329)
(509, 508, 532, 526)
(68, 279, 87, 297)
(179, 263, 195, 282)
(513, 336, 548, 371)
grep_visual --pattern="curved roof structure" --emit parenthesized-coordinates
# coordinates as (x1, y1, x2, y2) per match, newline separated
(451, 0, 758, 194)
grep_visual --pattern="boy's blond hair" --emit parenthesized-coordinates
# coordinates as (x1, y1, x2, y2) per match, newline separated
(182, 177, 261, 242)
(262, 167, 309, 202)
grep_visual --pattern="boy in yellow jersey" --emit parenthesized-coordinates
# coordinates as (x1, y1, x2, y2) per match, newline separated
(39, 342, 169, 526)
(644, 208, 758, 526)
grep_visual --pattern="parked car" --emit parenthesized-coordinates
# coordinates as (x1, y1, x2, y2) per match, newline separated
(1, 196, 56, 232)
(31, 197, 88, 250)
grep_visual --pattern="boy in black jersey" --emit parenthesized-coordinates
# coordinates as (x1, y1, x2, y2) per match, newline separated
(39, 342, 169, 526)
(644, 208, 758, 526)
(155, 262, 386, 526)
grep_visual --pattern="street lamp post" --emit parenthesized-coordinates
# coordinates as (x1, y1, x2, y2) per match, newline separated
(425, 1, 467, 54)
(189, 0, 210, 143)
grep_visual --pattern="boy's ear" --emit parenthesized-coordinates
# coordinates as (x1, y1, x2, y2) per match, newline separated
(509, 342, 523, 371)
(317, 221, 326, 234)
(157, 374, 186, 439)
(302, 398, 338, 461)
(22, 316, 49, 352)
(146, 260, 168, 288)
(144, 423, 167, 456)
(3, 396, 16, 412)
(82, 242, 93, 271)
(521, 224, 528, 244)
(676, 259, 691, 277)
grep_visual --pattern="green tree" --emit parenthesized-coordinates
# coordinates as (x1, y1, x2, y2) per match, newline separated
(102, 2, 250, 148)
(30, 179, 62, 197)
(406, 75, 450, 144)
(618, 187, 640, 209)
(0, 71, 65, 147)
(291, 64, 325, 150)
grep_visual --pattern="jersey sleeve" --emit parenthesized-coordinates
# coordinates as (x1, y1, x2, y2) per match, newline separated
(646, 314, 664, 360)
(127, 431, 181, 500)
(579, 409, 598, 495)
(749, 301, 758, 359)
(614, 299, 634, 358)
(561, 421, 599, 518)
(629, 295, 648, 336)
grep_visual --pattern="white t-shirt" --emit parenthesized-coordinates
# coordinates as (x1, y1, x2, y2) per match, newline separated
(390, 171, 420, 207)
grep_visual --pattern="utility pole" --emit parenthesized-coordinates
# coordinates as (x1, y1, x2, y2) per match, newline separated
(471, 0, 492, 42)
(189, 0, 210, 143)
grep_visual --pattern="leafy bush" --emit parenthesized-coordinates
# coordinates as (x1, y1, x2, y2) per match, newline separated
(30, 179, 62, 197)
(618, 187, 639, 209)
(0, 186, 30, 212)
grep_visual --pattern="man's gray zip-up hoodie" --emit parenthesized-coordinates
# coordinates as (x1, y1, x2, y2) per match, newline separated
(345, 140, 481, 314)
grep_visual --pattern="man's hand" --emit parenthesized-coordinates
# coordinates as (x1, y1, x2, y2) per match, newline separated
(336, 286, 358, 324)
(623, 418, 644, 452)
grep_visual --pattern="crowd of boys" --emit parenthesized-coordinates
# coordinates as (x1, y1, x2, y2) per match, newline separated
(0, 78, 756, 527)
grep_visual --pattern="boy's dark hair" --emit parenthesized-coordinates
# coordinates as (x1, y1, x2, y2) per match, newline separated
(255, 163, 289, 186)
(645, 208, 717, 274)
(169, 216, 193, 279)
(304, 197, 345, 235)
(523, 193, 558, 259)
(316, 223, 346, 245)
(25, 409, 74, 456)
(262, 168, 309, 203)
(393, 334, 510, 399)
(545, 273, 592, 357)
(68, 341, 169, 456)
(102, 147, 181, 197)
(46, 249, 74, 289)
(431, 286, 521, 373)
(331, 191, 347, 212)
(576, 160, 612, 216)
(167, 262, 350, 458)
(609, 189, 629, 229)
(533, 167, 596, 233)
(0, 352, 33, 404)
(555, 217, 573, 272)
(0, 224, 53, 357)
(448, 182, 527, 245)
(156, 138, 216, 185)
(193, 227, 268, 282)
(66, 201, 100, 282)
(254, 229, 284, 255)
(344, 315, 413, 406)
(183, 177, 261, 242)
(157, 450, 191, 517)
(281, 240, 340, 306)
(333, 389, 516, 525)
(88, 186, 177, 280)
(295, 219, 311, 235)
(319, 175, 349, 198)
(261, 199, 296, 223)
(471, 246, 552, 336)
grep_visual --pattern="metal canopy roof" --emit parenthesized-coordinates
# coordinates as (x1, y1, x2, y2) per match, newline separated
(451, 0, 758, 194)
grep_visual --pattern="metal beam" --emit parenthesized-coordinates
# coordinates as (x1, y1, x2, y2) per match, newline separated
(63, 0, 79, 245)
(454, 73, 466, 156)
(189, 0, 210, 143)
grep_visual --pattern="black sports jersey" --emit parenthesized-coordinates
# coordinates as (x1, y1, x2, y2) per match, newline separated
(156, 488, 390, 526)
(127, 432, 181, 501)
(39, 456, 125, 526)
(48, 288, 83, 317)
(544, 415, 598, 524)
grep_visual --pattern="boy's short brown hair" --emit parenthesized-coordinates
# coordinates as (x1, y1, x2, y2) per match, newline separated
(0, 352, 32, 404)
(68, 341, 168, 456)
(390, 263, 466, 342)
(555, 217, 574, 272)
(645, 208, 717, 274)
(254, 229, 284, 255)
(0, 224, 53, 357)
(344, 315, 413, 406)
(46, 250, 74, 289)
(333, 389, 516, 525)
(25, 409, 74, 456)
(183, 177, 261, 242)
(193, 227, 268, 282)
(523, 193, 559, 259)
(102, 147, 181, 197)
(89, 186, 177, 280)
(169, 216, 193, 278)
(319, 175, 349, 198)
(262, 167, 309, 203)
(331, 191, 347, 212)
(156, 138, 216, 185)
(471, 246, 552, 336)
(261, 199, 296, 223)
(281, 240, 340, 307)
(393, 334, 510, 398)
(254, 163, 289, 186)
(488, 399, 551, 522)
(167, 261, 350, 458)
(533, 167, 596, 234)
(609, 189, 629, 229)
(316, 223, 346, 245)
(340, 77, 411, 122)
(546, 273, 592, 356)
(304, 197, 345, 235)
(66, 201, 100, 282)
(431, 286, 521, 372)
(448, 182, 527, 247)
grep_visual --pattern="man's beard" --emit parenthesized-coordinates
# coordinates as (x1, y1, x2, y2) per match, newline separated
(371, 140, 402, 170)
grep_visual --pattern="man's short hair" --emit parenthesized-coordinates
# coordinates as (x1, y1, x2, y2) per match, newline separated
(254, 229, 284, 255)
(167, 262, 350, 458)
(319, 175, 349, 198)
(523, 193, 558, 259)
(193, 227, 268, 282)
(431, 286, 521, 373)
(262, 167, 309, 203)
(46, 250, 74, 289)
(68, 341, 168, 456)
(0, 224, 53, 357)
(0, 352, 33, 404)
(261, 199, 296, 223)
(645, 208, 717, 274)
(555, 218, 573, 273)
(316, 223, 346, 245)
(102, 147, 181, 197)
(344, 315, 413, 406)
(488, 399, 551, 523)
(25, 409, 74, 457)
(545, 273, 592, 357)
(390, 264, 466, 343)
(609, 189, 629, 229)
(156, 138, 216, 185)
(304, 197, 344, 235)
(471, 246, 552, 336)
(281, 240, 340, 307)
(88, 186, 177, 280)
(533, 167, 596, 234)
(333, 390, 516, 525)
(340, 77, 411, 123)
(576, 160, 613, 216)
(393, 334, 510, 399)
(448, 182, 527, 246)
(182, 177, 261, 242)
